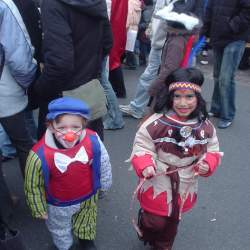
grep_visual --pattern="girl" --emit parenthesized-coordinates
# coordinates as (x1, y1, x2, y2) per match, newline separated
(24, 97, 112, 250)
(130, 68, 223, 250)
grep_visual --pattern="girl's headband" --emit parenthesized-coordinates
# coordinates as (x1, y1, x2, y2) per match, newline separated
(169, 82, 201, 93)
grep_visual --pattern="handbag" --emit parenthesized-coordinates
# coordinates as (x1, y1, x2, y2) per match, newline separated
(0, 219, 26, 250)
(63, 79, 107, 121)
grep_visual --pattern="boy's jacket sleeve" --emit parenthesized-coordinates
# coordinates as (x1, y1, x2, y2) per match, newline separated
(24, 151, 47, 218)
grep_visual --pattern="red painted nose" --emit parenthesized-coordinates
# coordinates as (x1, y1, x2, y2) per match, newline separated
(63, 132, 77, 142)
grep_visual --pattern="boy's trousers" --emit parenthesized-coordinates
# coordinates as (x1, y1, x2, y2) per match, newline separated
(46, 194, 98, 250)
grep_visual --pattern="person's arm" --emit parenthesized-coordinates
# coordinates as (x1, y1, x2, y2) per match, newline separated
(97, 136, 112, 192)
(0, 0, 37, 87)
(228, 0, 250, 34)
(24, 151, 47, 218)
(34, 0, 74, 98)
(130, 118, 158, 178)
(12, 0, 43, 63)
(195, 124, 223, 177)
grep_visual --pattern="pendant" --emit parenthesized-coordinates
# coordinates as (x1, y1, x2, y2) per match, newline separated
(180, 126, 192, 138)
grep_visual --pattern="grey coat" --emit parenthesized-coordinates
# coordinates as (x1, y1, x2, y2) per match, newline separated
(0, 0, 37, 117)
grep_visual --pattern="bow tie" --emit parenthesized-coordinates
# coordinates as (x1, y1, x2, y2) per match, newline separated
(54, 146, 89, 173)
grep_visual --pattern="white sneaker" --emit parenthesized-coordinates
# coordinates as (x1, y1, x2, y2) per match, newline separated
(200, 59, 208, 65)
(119, 104, 143, 119)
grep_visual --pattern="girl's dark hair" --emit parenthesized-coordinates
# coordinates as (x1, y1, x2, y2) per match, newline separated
(153, 67, 208, 121)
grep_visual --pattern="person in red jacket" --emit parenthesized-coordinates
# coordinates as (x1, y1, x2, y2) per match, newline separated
(130, 68, 223, 250)
(109, 0, 129, 98)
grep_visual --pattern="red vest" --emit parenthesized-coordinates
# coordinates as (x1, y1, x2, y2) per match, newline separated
(33, 129, 101, 206)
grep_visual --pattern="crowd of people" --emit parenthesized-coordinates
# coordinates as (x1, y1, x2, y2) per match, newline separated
(0, 0, 249, 250)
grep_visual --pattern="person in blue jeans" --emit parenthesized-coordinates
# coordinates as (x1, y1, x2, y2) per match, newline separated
(119, 0, 168, 119)
(211, 41, 246, 126)
(202, 0, 250, 129)
(100, 56, 124, 129)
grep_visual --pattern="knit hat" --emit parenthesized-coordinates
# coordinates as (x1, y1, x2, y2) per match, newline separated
(46, 97, 90, 120)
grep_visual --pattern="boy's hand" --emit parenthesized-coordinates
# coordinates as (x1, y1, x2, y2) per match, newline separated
(194, 161, 209, 176)
(39, 213, 48, 220)
(142, 166, 156, 178)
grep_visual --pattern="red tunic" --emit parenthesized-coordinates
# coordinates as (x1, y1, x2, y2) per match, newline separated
(33, 129, 101, 205)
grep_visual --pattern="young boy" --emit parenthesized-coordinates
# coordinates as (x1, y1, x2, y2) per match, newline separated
(25, 97, 112, 250)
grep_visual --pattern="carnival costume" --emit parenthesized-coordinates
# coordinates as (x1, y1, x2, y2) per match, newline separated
(25, 97, 112, 250)
(131, 110, 222, 248)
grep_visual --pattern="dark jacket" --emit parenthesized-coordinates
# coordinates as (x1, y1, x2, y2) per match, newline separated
(202, 0, 250, 47)
(34, 0, 113, 99)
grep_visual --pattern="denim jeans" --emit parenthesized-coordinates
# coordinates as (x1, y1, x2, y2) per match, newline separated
(0, 124, 16, 157)
(211, 40, 245, 121)
(101, 57, 124, 129)
(0, 109, 34, 176)
(130, 48, 162, 117)
(0, 110, 37, 157)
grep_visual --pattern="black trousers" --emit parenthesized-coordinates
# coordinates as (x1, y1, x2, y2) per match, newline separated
(0, 109, 34, 176)
(109, 66, 126, 98)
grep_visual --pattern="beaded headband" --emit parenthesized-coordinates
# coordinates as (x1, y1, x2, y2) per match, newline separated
(169, 82, 202, 93)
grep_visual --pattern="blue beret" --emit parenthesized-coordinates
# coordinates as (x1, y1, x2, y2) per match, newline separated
(46, 97, 90, 120)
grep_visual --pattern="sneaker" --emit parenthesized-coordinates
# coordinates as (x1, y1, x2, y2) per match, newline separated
(79, 240, 97, 250)
(119, 105, 143, 119)
(200, 50, 209, 65)
(200, 59, 209, 65)
(218, 120, 232, 129)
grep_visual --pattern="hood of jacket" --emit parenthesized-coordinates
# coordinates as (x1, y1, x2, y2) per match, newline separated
(59, 0, 108, 18)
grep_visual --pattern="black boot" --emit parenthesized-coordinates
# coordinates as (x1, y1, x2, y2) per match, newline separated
(79, 239, 97, 250)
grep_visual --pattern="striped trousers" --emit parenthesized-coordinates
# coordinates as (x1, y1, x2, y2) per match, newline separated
(46, 194, 98, 250)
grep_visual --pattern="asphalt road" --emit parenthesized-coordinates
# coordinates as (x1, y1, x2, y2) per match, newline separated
(2, 63, 250, 250)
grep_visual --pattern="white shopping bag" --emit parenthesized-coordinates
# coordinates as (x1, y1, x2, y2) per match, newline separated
(125, 28, 138, 52)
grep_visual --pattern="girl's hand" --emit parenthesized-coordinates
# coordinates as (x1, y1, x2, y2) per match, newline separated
(142, 166, 156, 178)
(39, 213, 48, 220)
(194, 161, 209, 176)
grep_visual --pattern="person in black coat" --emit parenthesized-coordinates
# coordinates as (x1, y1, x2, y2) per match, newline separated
(34, 0, 113, 140)
(202, 0, 250, 129)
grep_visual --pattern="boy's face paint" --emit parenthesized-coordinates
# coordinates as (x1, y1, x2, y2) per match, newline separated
(51, 114, 85, 148)
(172, 89, 197, 118)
